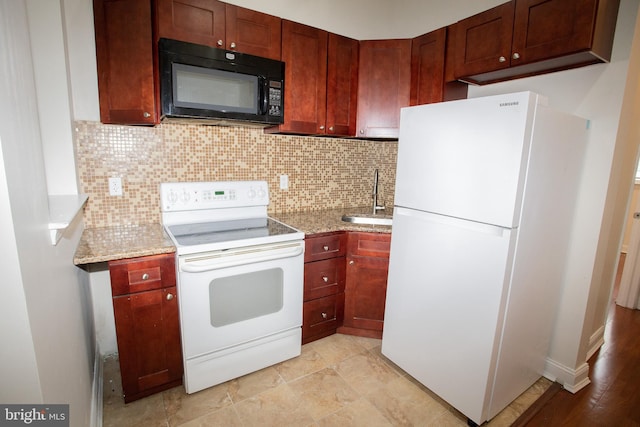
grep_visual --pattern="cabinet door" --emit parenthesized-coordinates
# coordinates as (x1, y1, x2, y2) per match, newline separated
(279, 20, 328, 134)
(410, 28, 446, 106)
(511, 0, 599, 65)
(451, 1, 514, 79)
(156, 0, 226, 48)
(343, 255, 389, 334)
(326, 33, 358, 136)
(225, 5, 281, 60)
(356, 39, 411, 139)
(93, 0, 157, 124)
(113, 287, 183, 403)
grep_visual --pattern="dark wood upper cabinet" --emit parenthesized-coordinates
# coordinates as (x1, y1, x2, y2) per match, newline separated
(327, 33, 359, 136)
(450, 2, 515, 80)
(410, 28, 447, 105)
(451, 0, 620, 85)
(156, 0, 226, 48)
(356, 39, 411, 139)
(155, 0, 281, 59)
(275, 20, 328, 134)
(93, 0, 157, 125)
(225, 5, 281, 59)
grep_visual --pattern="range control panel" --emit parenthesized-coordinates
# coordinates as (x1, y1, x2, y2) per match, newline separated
(160, 181, 269, 212)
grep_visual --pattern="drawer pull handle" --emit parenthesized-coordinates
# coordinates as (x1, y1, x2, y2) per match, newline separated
(166, 293, 174, 301)
(349, 260, 354, 265)
(142, 273, 149, 280)
(323, 245, 329, 251)
(322, 276, 329, 282)
(321, 312, 328, 319)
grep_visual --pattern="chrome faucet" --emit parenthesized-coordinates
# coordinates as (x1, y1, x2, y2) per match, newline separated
(372, 169, 385, 215)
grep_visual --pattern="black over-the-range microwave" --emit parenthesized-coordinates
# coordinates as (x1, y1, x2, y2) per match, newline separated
(158, 38, 284, 126)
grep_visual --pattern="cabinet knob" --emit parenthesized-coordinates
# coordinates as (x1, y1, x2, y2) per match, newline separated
(359, 129, 365, 134)
(142, 273, 149, 280)
(217, 40, 223, 47)
(322, 276, 329, 283)
(498, 56, 507, 63)
(321, 312, 328, 319)
(319, 125, 325, 130)
(143, 112, 151, 118)
(329, 126, 334, 132)
(166, 293, 174, 301)
(323, 245, 329, 251)
(230, 42, 236, 49)
(512, 52, 521, 60)
(349, 260, 354, 265)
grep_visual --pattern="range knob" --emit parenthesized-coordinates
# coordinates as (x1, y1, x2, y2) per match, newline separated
(257, 187, 267, 199)
(167, 190, 179, 205)
(179, 190, 190, 203)
(247, 188, 257, 199)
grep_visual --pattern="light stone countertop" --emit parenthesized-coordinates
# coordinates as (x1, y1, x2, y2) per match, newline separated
(271, 206, 393, 235)
(73, 207, 391, 265)
(73, 223, 175, 265)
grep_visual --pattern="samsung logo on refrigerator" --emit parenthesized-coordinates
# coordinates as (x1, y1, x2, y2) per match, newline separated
(499, 101, 520, 107)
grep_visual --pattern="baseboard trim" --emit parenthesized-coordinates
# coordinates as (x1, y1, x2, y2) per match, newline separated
(543, 357, 590, 394)
(90, 345, 104, 427)
(586, 325, 605, 361)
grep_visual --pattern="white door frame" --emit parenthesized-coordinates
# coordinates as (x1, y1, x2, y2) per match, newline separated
(618, 189, 640, 308)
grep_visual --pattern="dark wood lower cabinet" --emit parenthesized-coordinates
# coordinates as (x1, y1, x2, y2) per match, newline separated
(338, 232, 391, 339)
(109, 254, 183, 403)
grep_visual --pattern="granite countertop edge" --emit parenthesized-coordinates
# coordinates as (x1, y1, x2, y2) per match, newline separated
(74, 207, 392, 265)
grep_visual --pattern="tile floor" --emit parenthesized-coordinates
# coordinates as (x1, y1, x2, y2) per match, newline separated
(103, 333, 551, 427)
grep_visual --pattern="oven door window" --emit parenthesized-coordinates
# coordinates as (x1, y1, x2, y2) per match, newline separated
(173, 63, 258, 114)
(209, 268, 283, 327)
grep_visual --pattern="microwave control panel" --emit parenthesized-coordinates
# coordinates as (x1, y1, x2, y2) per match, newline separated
(268, 81, 282, 117)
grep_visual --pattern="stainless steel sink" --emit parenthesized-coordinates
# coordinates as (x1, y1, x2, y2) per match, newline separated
(341, 214, 393, 226)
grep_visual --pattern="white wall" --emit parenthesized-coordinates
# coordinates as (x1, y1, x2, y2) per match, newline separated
(0, 1, 94, 426)
(467, 0, 639, 390)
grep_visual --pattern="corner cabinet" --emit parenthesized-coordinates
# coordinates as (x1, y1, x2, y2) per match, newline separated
(108, 253, 183, 403)
(356, 39, 411, 139)
(338, 232, 391, 339)
(93, 0, 157, 125)
(302, 233, 346, 344)
(450, 0, 620, 84)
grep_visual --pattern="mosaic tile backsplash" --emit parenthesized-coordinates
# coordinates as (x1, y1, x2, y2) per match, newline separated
(75, 121, 397, 228)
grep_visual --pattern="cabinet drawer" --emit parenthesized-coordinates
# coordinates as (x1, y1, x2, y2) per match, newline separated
(347, 232, 391, 258)
(302, 293, 344, 344)
(304, 257, 345, 301)
(305, 232, 346, 262)
(109, 253, 176, 296)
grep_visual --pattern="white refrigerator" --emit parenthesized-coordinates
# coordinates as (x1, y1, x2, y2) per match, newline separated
(381, 92, 587, 425)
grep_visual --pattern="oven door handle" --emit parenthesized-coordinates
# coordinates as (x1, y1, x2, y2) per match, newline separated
(180, 242, 303, 272)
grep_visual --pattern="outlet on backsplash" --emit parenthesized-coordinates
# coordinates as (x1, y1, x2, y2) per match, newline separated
(108, 177, 122, 196)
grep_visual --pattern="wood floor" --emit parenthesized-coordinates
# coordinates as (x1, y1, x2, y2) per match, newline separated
(520, 254, 640, 426)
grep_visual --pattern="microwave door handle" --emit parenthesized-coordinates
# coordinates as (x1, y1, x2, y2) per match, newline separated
(259, 76, 268, 115)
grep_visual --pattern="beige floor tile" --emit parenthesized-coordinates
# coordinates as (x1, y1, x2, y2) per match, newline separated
(288, 367, 360, 420)
(234, 383, 315, 427)
(275, 345, 328, 382)
(317, 398, 392, 427)
(103, 393, 168, 427)
(227, 366, 285, 403)
(336, 350, 400, 395)
(175, 405, 243, 427)
(365, 375, 449, 426)
(162, 382, 232, 427)
(428, 409, 469, 426)
(349, 335, 382, 351)
(306, 333, 368, 366)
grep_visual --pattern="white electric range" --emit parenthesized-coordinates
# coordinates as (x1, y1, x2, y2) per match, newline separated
(161, 181, 304, 394)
